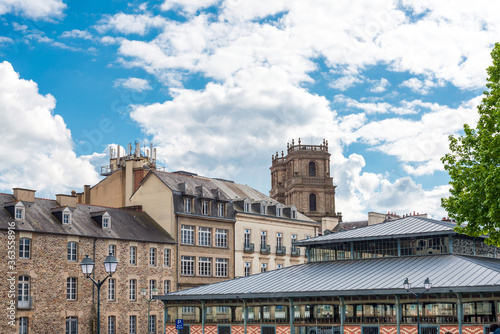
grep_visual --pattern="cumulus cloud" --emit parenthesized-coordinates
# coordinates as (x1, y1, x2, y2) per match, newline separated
(370, 78, 390, 93)
(61, 29, 94, 40)
(0, 0, 66, 20)
(96, 13, 167, 35)
(161, 0, 220, 15)
(0, 61, 100, 197)
(114, 77, 152, 92)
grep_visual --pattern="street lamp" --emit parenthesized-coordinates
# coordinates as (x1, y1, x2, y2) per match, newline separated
(403, 278, 432, 334)
(80, 254, 118, 334)
(141, 287, 159, 333)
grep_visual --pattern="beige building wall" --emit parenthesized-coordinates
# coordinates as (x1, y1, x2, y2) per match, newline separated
(234, 213, 318, 277)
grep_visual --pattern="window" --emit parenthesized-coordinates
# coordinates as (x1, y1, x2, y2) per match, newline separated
(130, 246, 137, 265)
(18, 276, 30, 308)
(244, 262, 251, 277)
(149, 280, 157, 298)
(244, 202, 250, 212)
(15, 207, 24, 220)
(109, 244, 116, 257)
(261, 231, 267, 247)
(202, 200, 209, 215)
(19, 317, 28, 334)
(63, 212, 71, 224)
(276, 207, 282, 217)
(129, 279, 136, 301)
(216, 258, 228, 277)
(277, 264, 283, 269)
(261, 263, 267, 273)
(181, 225, 194, 245)
(277, 233, 283, 249)
(199, 227, 212, 246)
(164, 249, 170, 266)
(215, 229, 228, 247)
(149, 315, 156, 333)
(292, 210, 297, 219)
(181, 256, 194, 275)
(260, 204, 267, 215)
(199, 257, 212, 276)
(66, 317, 78, 334)
(108, 316, 116, 334)
(108, 278, 115, 301)
(129, 315, 137, 334)
(218, 203, 225, 217)
(182, 306, 195, 314)
(149, 248, 156, 266)
(309, 193, 317, 211)
(67, 277, 77, 300)
(103, 217, 110, 228)
(67, 242, 77, 261)
(244, 230, 251, 247)
(309, 161, 316, 176)
(184, 197, 192, 213)
(164, 280, 171, 294)
(19, 238, 30, 259)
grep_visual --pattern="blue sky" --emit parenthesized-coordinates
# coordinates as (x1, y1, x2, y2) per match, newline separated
(0, 0, 498, 220)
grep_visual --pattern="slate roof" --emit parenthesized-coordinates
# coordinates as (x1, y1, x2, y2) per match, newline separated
(331, 220, 368, 233)
(157, 254, 500, 301)
(0, 193, 175, 243)
(295, 216, 459, 246)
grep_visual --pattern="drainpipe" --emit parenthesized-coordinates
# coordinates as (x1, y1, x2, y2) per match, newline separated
(176, 216, 180, 291)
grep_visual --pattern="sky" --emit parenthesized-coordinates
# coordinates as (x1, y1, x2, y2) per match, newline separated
(0, 0, 499, 221)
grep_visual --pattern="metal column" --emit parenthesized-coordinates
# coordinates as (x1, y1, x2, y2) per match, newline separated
(340, 297, 345, 334)
(289, 298, 294, 334)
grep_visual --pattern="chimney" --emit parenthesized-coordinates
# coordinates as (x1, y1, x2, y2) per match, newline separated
(56, 194, 77, 207)
(117, 144, 121, 165)
(13, 188, 36, 202)
(83, 185, 91, 204)
(135, 142, 140, 158)
(150, 143, 153, 163)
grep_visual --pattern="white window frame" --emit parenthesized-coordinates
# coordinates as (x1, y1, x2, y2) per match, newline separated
(199, 227, 212, 246)
(199, 257, 212, 276)
(244, 262, 251, 277)
(261, 231, 267, 248)
(181, 225, 194, 245)
(181, 256, 194, 275)
(261, 263, 267, 273)
(67, 277, 77, 300)
(63, 212, 71, 225)
(164, 248, 170, 266)
(215, 228, 227, 248)
(102, 212, 111, 229)
(244, 202, 250, 212)
(149, 247, 156, 266)
(184, 197, 192, 213)
(15, 203, 25, 220)
(164, 280, 170, 294)
(19, 317, 28, 334)
(18, 276, 30, 307)
(108, 316, 116, 334)
(148, 315, 156, 333)
(277, 233, 283, 249)
(68, 241, 77, 261)
(129, 279, 136, 301)
(130, 246, 137, 265)
(202, 200, 209, 215)
(276, 207, 282, 217)
(129, 315, 137, 334)
(244, 229, 251, 247)
(215, 258, 228, 277)
(108, 244, 116, 257)
(19, 238, 30, 259)
(108, 278, 115, 301)
(149, 279, 156, 299)
(217, 203, 225, 217)
(66, 316, 78, 334)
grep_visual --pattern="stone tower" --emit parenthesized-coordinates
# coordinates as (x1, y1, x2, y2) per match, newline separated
(270, 138, 341, 223)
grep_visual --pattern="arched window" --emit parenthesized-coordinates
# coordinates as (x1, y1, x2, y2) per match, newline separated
(309, 194, 317, 212)
(309, 162, 316, 177)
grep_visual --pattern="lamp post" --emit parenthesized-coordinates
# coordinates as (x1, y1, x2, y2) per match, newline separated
(403, 278, 432, 334)
(80, 254, 118, 334)
(141, 287, 159, 333)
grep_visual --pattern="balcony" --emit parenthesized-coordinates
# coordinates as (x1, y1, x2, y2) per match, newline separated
(17, 297, 33, 309)
(291, 247, 301, 256)
(260, 244, 271, 254)
(244, 243, 255, 253)
(276, 246, 286, 255)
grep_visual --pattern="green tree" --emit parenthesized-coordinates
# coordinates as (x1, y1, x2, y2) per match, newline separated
(442, 42, 500, 245)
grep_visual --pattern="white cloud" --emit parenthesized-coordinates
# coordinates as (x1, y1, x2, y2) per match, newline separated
(329, 75, 363, 91)
(96, 13, 167, 35)
(0, 36, 13, 45)
(0, 0, 66, 20)
(370, 78, 390, 93)
(0, 61, 100, 197)
(400, 77, 445, 95)
(61, 29, 94, 40)
(114, 77, 152, 92)
(161, 0, 220, 15)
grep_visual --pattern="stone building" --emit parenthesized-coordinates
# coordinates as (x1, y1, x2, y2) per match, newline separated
(270, 139, 341, 226)
(0, 188, 175, 334)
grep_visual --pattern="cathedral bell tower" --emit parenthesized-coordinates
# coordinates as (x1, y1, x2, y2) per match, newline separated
(270, 138, 341, 223)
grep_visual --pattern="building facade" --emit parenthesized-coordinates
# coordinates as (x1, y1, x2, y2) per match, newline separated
(270, 139, 341, 224)
(157, 216, 500, 334)
(1, 188, 176, 334)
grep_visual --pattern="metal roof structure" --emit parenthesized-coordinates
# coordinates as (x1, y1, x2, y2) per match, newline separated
(295, 216, 459, 245)
(156, 254, 500, 301)
(0, 193, 175, 243)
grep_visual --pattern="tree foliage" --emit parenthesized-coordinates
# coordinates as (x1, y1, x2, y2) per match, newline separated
(442, 42, 500, 245)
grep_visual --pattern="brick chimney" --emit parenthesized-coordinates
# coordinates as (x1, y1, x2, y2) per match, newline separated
(56, 194, 77, 207)
(13, 188, 36, 202)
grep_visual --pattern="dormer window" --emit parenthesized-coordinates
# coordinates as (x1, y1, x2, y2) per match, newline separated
(103, 217, 110, 228)
(292, 209, 297, 219)
(91, 211, 111, 229)
(260, 205, 267, 215)
(15, 202, 25, 220)
(15, 207, 23, 219)
(62, 207, 72, 225)
(63, 213, 70, 224)
(276, 207, 282, 217)
(244, 203, 250, 212)
(184, 198, 192, 213)
(202, 200, 209, 215)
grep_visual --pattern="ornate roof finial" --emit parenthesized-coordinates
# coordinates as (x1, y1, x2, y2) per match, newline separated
(292, 139, 295, 145)
(281, 151, 284, 157)
(298, 138, 301, 145)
